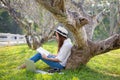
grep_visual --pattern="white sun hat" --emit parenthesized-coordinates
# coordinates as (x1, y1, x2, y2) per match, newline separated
(55, 26, 68, 38)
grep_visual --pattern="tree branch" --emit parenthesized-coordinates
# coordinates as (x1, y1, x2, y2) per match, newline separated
(0, 0, 6, 5)
(90, 34, 120, 56)
(84, 9, 108, 40)
(95, 9, 108, 24)
(70, 0, 89, 17)
(36, 0, 66, 18)
(0, 0, 8, 9)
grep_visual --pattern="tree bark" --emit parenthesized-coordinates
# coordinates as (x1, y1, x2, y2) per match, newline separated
(66, 34, 120, 69)
(92, 34, 120, 56)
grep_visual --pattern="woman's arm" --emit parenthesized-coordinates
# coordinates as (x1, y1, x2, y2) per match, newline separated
(52, 54, 58, 56)
(42, 54, 60, 62)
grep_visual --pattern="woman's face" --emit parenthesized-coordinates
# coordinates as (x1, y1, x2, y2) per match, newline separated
(55, 32, 59, 41)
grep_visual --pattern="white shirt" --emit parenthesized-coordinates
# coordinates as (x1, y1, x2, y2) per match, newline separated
(56, 38, 73, 66)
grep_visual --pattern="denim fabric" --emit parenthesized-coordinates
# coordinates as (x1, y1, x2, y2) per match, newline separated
(30, 53, 64, 69)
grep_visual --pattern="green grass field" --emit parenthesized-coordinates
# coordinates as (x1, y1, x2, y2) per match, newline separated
(0, 41, 120, 80)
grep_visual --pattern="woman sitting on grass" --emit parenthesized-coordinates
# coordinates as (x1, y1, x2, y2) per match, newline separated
(19, 26, 73, 70)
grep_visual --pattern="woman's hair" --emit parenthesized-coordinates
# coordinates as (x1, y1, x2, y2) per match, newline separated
(57, 32, 67, 52)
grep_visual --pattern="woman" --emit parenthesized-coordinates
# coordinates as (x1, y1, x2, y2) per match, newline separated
(19, 26, 73, 70)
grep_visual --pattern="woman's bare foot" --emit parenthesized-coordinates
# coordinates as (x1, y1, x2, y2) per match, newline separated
(18, 64, 26, 69)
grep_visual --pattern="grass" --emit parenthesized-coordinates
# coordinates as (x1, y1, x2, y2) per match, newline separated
(0, 41, 120, 80)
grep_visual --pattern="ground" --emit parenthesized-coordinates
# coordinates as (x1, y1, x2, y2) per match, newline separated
(0, 41, 120, 80)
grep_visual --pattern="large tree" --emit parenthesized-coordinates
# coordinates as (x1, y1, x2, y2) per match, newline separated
(0, 0, 120, 69)
(35, 0, 120, 69)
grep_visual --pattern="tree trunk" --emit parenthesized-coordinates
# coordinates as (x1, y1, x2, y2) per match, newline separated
(66, 34, 120, 69)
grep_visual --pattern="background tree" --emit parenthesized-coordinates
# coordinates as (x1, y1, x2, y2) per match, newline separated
(0, 0, 58, 49)
(0, 9, 23, 34)
(0, 0, 120, 69)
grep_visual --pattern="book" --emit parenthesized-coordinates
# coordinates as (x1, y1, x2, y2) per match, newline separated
(36, 47, 50, 56)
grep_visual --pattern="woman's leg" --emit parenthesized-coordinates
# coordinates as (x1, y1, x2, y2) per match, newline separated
(40, 55, 64, 69)
(30, 53, 42, 62)
(30, 54, 64, 69)
(19, 53, 64, 69)
(18, 53, 41, 69)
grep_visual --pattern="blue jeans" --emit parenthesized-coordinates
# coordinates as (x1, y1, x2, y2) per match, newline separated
(30, 53, 64, 69)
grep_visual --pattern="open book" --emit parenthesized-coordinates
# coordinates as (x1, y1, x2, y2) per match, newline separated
(36, 47, 50, 56)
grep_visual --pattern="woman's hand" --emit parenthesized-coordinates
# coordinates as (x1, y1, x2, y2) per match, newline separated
(42, 54, 47, 59)
(53, 54, 57, 56)
(42, 54, 60, 62)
